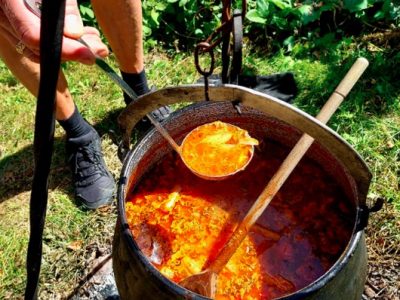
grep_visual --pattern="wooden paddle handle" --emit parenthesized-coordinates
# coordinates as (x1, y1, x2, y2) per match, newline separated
(316, 57, 369, 123)
(208, 57, 369, 274)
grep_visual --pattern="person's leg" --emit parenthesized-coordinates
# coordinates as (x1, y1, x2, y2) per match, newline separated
(0, 32, 115, 209)
(91, 0, 171, 122)
(0, 32, 74, 118)
(91, 0, 149, 100)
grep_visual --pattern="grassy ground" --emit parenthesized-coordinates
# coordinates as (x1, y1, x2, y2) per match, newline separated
(0, 43, 399, 299)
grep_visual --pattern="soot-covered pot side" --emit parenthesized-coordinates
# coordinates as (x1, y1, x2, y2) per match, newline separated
(113, 85, 372, 300)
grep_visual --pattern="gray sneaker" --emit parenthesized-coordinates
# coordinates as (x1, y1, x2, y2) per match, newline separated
(66, 129, 115, 209)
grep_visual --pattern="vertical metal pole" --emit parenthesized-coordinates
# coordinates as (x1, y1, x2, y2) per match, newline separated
(25, 0, 66, 298)
(221, 0, 232, 83)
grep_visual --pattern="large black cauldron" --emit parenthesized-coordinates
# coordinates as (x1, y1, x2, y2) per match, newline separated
(113, 85, 372, 300)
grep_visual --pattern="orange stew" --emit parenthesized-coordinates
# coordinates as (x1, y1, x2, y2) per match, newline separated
(126, 139, 355, 299)
(181, 121, 259, 177)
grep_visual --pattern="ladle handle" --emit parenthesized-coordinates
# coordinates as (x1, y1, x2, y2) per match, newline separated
(146, 114, 181, 152)
(208, 57, 369, 275)
(93, 49, 182, 152)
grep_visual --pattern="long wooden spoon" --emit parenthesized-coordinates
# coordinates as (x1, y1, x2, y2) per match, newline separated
(179, 57, 369, 298)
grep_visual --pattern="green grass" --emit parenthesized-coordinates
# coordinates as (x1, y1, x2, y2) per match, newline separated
(241, 46, 400, 209)
(0, 41, 399, 298)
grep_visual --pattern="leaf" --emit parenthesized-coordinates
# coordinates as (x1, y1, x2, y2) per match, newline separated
(270, 0, 292, 10)
(150, 9, 160, 26)
(373, 10, 385, 20)
(283, 35, 295, 52)
(179, 0, 188, 7)
(155, 3, 167, 10)
(344, 0, 368, 12)
(257, 0, 270, 18)
(246, 9, 267, 24)
(142, 25, 152, 36)
(80, 5, 94, 18)
(271, 15, 287, 29)
(297, 4, 320, 25)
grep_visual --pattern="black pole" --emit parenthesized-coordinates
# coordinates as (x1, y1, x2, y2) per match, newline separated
(25, 0, 66, 299)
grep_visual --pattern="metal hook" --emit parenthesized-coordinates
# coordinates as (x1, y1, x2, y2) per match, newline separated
(194, 42, 215, 77)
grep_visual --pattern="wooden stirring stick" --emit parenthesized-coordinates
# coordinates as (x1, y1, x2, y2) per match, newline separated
(179, 57, 369, 298)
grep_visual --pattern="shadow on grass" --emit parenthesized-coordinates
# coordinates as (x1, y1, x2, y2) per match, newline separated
(0, 108, 124, 205)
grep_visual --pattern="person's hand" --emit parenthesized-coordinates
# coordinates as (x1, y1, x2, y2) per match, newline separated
(0, 0, 108, 64)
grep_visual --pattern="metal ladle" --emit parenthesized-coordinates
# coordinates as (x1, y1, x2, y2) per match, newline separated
(24, 0, 255, 180)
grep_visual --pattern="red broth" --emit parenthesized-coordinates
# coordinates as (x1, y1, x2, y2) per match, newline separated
(125, 140, 355, 299)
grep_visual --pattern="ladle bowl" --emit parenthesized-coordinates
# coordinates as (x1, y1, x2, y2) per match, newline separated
(149, 116, 257, 180)
(180, 121, 256, 180)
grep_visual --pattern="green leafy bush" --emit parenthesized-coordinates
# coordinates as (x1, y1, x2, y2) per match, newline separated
(76, 0, 399, 52)
(142, 0, 222, 50)
(141, 0, 399, 52)
(244, 0, 400, 51)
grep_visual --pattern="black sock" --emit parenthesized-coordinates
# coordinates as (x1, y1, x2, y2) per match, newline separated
(58, 105, 92, 139)
(121, 69, 150, 105)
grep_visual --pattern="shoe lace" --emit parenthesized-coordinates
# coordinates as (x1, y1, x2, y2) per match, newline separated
(70, 141, 108, 187)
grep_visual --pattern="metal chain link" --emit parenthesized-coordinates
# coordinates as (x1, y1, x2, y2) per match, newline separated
(193, 0, 247, 100)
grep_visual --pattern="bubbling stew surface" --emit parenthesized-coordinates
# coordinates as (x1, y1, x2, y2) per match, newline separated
(125, 139, 355, 299)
